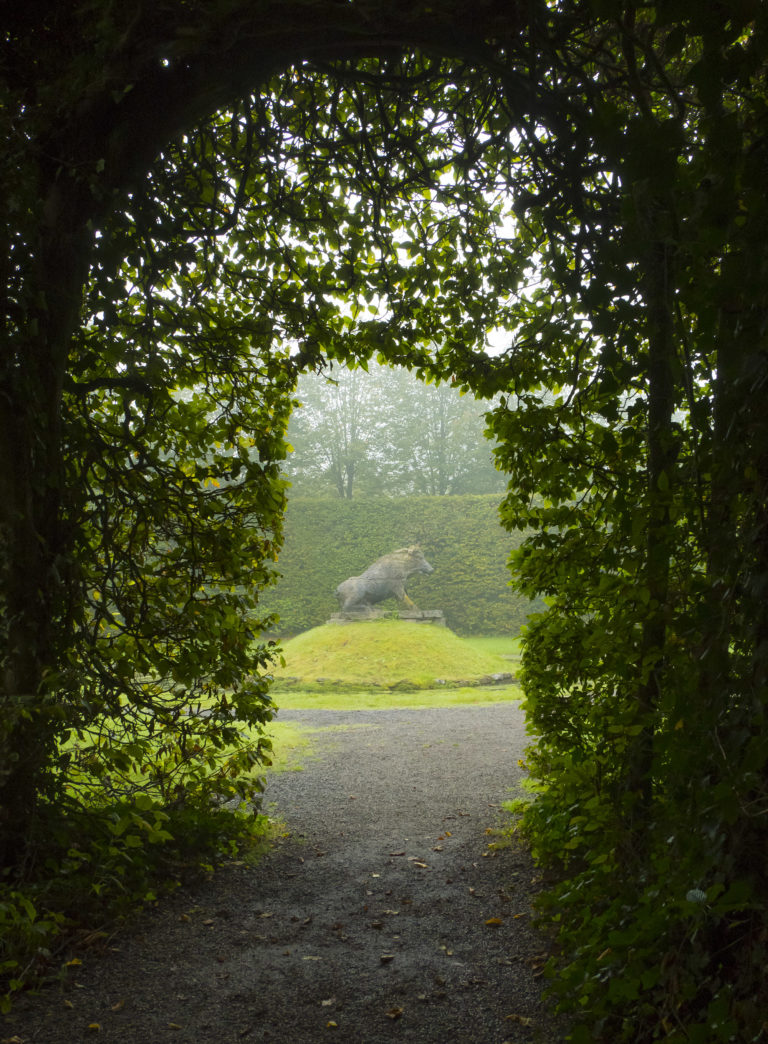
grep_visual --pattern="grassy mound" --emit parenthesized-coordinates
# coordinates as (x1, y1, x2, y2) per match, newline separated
(271, 620, 516, 691)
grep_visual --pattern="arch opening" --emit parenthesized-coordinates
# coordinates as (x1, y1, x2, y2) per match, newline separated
(5, 12, 768, 1034)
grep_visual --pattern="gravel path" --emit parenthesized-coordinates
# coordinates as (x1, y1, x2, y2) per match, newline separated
(5, 702, 565, 1043)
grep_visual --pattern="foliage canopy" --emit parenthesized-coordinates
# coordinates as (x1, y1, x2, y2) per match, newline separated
(2, 1, 768, 1038)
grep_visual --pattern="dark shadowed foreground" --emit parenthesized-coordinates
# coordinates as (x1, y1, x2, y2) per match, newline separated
(5, 703, 565, 1043)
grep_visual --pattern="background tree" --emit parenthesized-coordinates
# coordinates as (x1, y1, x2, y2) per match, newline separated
(284, 362, 506, 497)
(378, 366, 506, 495)
(285, 366, 386, 498)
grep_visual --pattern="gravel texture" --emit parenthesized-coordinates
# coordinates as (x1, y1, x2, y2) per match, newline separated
(5, 702, 566, 1043)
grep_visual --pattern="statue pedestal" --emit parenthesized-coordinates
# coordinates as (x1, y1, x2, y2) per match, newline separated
(328, 608, 446, 626)
(394, 609, 446, 626)
(328, 607, 383, 623)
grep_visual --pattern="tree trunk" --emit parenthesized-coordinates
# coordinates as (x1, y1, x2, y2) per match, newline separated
(625, 183, 676, 832)
(0, 174, 92, 868)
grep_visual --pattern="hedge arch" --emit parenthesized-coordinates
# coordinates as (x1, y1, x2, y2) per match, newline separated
(4, 5, 768, 1038)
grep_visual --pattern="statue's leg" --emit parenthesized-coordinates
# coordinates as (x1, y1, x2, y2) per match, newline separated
(392, 582, 415, 609)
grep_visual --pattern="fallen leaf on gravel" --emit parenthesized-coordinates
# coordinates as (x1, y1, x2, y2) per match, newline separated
(432, 845, 443, 851)
(110, 999, 125, 1012)
(413, 861, 429, 869)
(167, 1024, 182, 1030)
(303, 955, 322, 961)
(64, 999, 74, 1009)
(506, 1014, 533, 1026)
(65, 958, 82, 967)
(1, 1036, 25, 1043)
(86, 1025, 101, 1033)
(202, 918, 215, 926)
(380, 953, 395, 964)
(326, 1021, 338, 1029)
(370, 921, 384, 930)
(321, 998, 335, 1007)
(382, 909, 399, 915)
(80, 930, 109, 948)
(389, 850, 405, 856)
(371, 872, 380, 878)
(386, 1007, 404, 1020)
(485, 917, 504, 926)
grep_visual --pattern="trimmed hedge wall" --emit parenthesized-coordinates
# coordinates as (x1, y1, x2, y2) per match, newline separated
(258, 495, 543, 636)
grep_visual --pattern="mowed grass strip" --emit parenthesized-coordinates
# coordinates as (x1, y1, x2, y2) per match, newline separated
(272, 684, 520, 712)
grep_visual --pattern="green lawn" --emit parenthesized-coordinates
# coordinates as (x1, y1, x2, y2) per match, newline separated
(270, 621, 520, 691)
(461, 635, 521, 660)
(271, 683, 519, 713)
(62, 632, 523, 781)
(265, 630, 521, 758)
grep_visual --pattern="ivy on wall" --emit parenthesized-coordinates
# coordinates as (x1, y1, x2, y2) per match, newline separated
(259, 494, 542, 635)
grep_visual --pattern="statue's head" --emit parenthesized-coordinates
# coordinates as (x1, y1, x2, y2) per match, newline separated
(390, 545, 434, 576)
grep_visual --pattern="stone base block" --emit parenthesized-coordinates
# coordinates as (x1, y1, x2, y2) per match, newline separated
(328, 608, 446, 626)
(327, 607, 383, 623)
(395, 609, 446, 625)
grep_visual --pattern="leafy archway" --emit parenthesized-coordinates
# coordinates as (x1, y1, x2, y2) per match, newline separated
(3, 4, 768, 1038)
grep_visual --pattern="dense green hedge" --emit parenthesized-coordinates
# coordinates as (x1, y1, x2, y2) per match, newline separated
(258, 495, 543, 635)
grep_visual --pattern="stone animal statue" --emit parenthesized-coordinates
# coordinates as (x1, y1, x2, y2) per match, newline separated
(335, 546, 434, 611)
